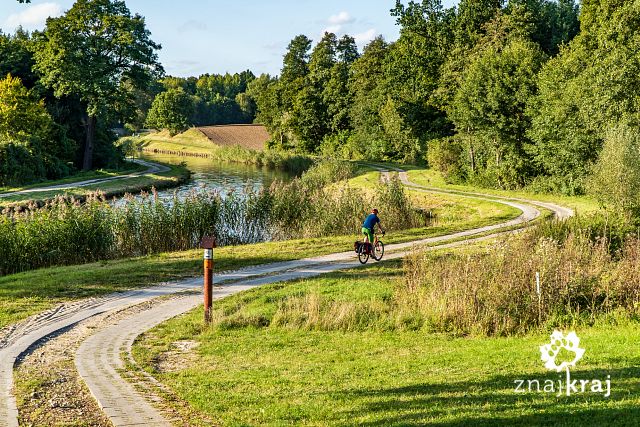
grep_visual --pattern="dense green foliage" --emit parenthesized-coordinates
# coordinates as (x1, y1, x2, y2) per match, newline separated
(2, 0, 162, 184)
(9, 0, 639, 203)
(588, 125, 640, 216)
(247, 0, 640, 197)
(144, 88, 194, 135)
(0, 74, 74, 185)
(34, 0, 162, 170)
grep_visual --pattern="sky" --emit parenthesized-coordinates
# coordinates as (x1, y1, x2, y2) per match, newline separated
(1, 0, 458, 77)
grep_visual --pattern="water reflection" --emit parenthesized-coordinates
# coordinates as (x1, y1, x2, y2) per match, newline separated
(121, 153, 292, 204)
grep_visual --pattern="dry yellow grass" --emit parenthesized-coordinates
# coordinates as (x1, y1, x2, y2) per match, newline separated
(197, 124, 270, 151)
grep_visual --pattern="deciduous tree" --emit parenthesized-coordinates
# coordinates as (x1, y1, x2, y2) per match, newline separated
(451, 38, 544, 187)
(33, 0, 162, 170)
(0, 74, 52, 143)
(145, 88, 194, 135)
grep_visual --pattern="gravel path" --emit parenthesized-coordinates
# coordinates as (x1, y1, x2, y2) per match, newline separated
(0, 166, 573, 426)
(0, 159, 170, 199)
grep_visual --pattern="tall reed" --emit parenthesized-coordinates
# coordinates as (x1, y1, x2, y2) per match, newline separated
(267, 162, 424, 240)
(399, 227, 640, 336)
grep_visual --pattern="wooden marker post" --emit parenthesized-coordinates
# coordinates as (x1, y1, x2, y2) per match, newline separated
(200, 236, 217, 324)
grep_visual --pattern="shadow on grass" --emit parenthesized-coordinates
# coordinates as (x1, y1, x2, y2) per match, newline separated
(336, 367, 640, 426)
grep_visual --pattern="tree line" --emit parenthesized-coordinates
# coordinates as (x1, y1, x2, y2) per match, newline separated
(1, 0, 162, 186)
(251, 0, 640, 199)
(2, 0, 261, 186)
(6, 0, 640, 212)
(143, 71, 257, 135)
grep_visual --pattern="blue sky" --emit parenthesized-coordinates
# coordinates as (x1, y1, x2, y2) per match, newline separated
(1, 0, 458, 77)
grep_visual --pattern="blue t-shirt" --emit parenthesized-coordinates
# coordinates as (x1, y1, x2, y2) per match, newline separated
(362, 213, 380, 230)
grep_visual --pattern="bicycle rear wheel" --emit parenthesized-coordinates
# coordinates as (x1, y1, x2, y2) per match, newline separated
(358, 244, 370, 264)
(372, 240, 384, 261)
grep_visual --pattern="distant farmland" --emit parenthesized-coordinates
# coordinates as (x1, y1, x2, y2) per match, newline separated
(197, 124, 270, 151)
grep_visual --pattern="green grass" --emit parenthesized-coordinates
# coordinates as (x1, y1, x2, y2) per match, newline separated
(404, 167, 600, 215)
(132, 129, 219, 155)
(0, 162, 146, 194)
(347, 169, 523, 228)
(0, 162, 189, 207)
(0, 190, 522, 330)
(124, 130, 315, 174)
(133, 259, 640, 426)
(0, 161, 527, 329)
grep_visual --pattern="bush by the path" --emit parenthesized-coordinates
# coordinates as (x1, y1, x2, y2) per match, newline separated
(400, 215, 640, 336)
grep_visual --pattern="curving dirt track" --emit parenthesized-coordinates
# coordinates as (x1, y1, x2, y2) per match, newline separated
(0, 165, 573, 426)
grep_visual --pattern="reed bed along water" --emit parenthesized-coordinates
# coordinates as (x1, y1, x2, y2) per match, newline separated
(0, 160, 425, 276)
(208, 144, 314, 175)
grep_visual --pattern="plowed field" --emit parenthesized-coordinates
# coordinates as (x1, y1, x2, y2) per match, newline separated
(197, 124, 269, 151)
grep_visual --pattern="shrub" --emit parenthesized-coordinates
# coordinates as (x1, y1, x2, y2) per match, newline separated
(588, 124, 640, 216)
(207, 144, 314, 175)
(531, 212, 638, 256)
(526, 174, 586, 196)
(427, 137, 466, 184)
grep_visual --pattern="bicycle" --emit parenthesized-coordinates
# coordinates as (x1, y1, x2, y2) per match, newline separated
(355, 232, 385, 264)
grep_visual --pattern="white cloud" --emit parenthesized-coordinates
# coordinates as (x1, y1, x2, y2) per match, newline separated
(322, 11, 355, 35)
(5, 2, 62, 32)
(354, 28, 378, 46)
(323, 25, 342, 34)
(328, 11, 354, 26)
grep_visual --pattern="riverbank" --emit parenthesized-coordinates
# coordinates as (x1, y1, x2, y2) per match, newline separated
(121, 129, 313, 174)
(0, 162, 146, 194)
(0, 161, 189, 209)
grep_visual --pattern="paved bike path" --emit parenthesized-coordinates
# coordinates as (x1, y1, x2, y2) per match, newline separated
(0, 159, 170, 199)
(0, 166, 571, 426)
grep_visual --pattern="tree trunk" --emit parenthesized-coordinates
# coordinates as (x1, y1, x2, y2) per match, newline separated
(83, 114, 96, 171)
(467, 129, 476, 173)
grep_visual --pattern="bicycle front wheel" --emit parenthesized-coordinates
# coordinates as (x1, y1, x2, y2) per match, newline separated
(373, 240, 384, 261)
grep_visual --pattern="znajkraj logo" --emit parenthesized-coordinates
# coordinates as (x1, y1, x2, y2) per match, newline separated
(514, 330, 611, 397)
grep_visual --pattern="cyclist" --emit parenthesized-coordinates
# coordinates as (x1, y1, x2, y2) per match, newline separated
(362, 209, 385, 252)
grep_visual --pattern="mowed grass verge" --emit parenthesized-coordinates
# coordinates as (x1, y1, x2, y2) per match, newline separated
(132, 129, 218, 156)
(404, 167, 600, 215)
(0, 162, 189, 207)
(0, 192, 521, 330)
(126, 130, 314, 173)
(0, 162, 147, 194)
(133, 259, 640, 426)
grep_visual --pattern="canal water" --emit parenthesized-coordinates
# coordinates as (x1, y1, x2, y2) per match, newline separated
(135, 152, 293, 202)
